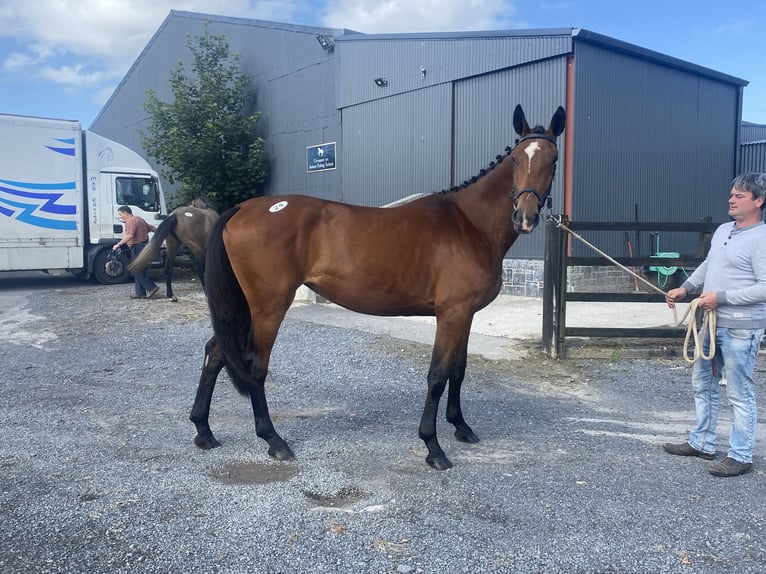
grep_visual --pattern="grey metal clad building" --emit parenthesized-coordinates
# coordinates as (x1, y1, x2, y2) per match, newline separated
(740, 122, 766, 175)
(742, 121, 766, 143)
(91, 11, 749, 295)
(741, 140, 766, 174)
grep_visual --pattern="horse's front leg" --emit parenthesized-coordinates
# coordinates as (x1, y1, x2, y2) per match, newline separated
(419, 316, 473, 470)
(190, 336, 225, 449)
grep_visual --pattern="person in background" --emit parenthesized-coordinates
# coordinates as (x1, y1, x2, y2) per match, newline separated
(113, 205, 159, 299)
(663, 172, 766, 477)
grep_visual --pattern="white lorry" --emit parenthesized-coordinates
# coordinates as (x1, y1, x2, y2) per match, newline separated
(0, 113, 167, 284)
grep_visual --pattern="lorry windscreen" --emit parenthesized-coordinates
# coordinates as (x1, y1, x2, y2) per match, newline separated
(115, 176, 160, 212)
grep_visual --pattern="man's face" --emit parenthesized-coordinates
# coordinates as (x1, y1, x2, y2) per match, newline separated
(728, 187, 764, 222)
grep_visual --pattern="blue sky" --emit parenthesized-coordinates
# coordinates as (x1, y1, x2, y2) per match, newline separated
(0, 0, 764, 127)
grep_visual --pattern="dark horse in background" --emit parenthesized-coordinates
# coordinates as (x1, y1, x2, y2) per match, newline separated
(192, 104, 566, 470)
(128, 197, 219, 301)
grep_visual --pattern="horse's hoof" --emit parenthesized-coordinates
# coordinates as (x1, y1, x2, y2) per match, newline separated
(426, 454, 453, 470)
(455, 427, 480, 444)
(268, 445, 295, 461)
(194, 434, 221, 450)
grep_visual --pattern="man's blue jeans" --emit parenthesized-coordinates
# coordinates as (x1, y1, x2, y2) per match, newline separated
(130, 242, 157, 296)
(688, 326, 763, 463)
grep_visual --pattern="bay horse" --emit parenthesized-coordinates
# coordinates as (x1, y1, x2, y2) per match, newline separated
(128, 197, 219, 300)
(192, 104, 566, 470)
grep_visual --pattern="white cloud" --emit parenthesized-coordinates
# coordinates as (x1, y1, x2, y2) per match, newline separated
(37, 64, 114, 88)
(0, 0, 304, 89)
(320, 0, 517, 33)
(3, 52, 35, 71)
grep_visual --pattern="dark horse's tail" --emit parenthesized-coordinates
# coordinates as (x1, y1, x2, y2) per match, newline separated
(127, 215, 178, 274)
(204, 206, 257, 396)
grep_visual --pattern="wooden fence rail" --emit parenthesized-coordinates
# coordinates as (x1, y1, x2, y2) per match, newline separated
(541, 217, 719, 358)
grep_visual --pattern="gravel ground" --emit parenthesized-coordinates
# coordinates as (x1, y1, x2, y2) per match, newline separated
(2, 271, 766, 573)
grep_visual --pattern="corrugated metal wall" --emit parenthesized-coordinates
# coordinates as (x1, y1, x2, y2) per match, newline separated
(740, 141, 766, 174)
(342, 84, 452, 206)
(572, 40, 739, 259)
(742, 123, 766, 143)
(336, 32, 572, 108)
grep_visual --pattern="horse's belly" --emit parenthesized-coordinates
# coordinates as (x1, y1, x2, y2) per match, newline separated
(305, 279, 435, 317)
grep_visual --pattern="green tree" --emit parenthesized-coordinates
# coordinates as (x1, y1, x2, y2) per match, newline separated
(141, 22, 268, 212)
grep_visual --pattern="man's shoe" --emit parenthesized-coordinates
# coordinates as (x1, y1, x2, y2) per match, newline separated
(147, 286, 160, 298)
(129, 294, 146, 299)
(663, 442, 716, 460)
(709, 457, 753, 477)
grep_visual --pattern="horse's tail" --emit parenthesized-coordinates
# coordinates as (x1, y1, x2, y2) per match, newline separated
(127, 215, 178, 274)
(204, 206, 256, 396)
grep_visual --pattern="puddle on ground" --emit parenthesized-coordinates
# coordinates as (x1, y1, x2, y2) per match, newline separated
(303, 486, 366, 508)
(209, 461, 299, 485)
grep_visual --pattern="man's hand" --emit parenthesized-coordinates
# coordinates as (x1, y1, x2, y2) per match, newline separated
(697, 291, 718, 312)
(666, 287, 687, 308)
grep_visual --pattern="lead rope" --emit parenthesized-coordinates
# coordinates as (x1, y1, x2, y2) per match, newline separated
(547, 216, 715, 364)
(675, 298, 716, 365)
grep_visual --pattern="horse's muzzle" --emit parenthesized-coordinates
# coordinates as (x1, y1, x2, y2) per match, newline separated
(512, 210, 540, 234)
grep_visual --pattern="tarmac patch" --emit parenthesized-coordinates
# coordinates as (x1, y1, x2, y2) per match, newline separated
(0, 294, 57, 349)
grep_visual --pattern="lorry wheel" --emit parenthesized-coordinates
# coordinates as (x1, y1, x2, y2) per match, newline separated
(93, 249, 131, 285)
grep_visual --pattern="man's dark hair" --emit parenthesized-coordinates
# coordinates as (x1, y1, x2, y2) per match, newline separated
(732, 173, 766, 209)
(118, 205, 132, 215)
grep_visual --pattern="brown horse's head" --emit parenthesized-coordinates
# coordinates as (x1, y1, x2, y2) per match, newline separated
(510, 105, 566, 234)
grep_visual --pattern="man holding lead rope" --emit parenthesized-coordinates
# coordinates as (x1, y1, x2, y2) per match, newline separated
(664, 173, 766, 477)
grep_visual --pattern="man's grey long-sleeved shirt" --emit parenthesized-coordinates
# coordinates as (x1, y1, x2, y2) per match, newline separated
(682, 220, 766, 329)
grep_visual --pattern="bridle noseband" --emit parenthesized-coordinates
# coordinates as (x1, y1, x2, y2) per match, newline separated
(511, 133, 559, 211)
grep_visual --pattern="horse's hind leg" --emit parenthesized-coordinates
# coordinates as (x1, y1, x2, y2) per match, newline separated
(190, 336, 226, 449)
(245, 311, 295, 461)
(164, 236, 180, 301)
(248, 379, 294, 461)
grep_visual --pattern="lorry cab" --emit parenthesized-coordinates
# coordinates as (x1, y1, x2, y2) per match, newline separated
(83, 131, 168, 284)
(84, 130, 167, 243)
(0, 115, 167, 284)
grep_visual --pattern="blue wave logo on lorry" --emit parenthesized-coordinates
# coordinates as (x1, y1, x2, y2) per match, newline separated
(0, 138, 78, 230)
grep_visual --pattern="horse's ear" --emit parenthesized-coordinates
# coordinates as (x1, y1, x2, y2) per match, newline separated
(513, 104, 530, 136)
(548, 106, 566, 138)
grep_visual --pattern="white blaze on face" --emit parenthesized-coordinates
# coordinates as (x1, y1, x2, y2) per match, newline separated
(524, 141, 541, 172)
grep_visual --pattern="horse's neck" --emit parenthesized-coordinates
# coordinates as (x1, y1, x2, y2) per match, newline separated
(453, 172, 518, 258)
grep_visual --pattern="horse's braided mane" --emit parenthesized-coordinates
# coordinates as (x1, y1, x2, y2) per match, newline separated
(437, 124, 546, 195)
